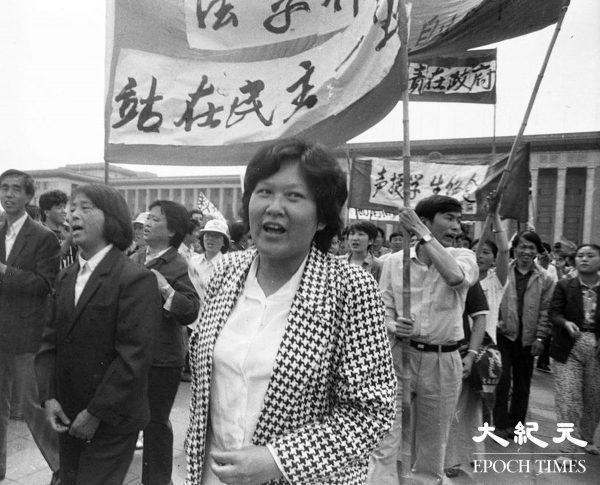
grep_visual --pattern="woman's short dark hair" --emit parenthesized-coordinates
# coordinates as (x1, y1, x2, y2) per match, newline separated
(241, 138, 348, 253)
(576, 243, 600, 256)
(187, 218, 201, 235)
(73, 184, 133, 251)
(415, 195, 462, 222)
(229, 220, 247, 243)
(347, 221, 378, 241)
(149, 200, 189, 249)
(473, 238, 499, 258)
(39, 190, 68, 222)
(389, 232, 402, 241)
(0, 169, 35, 197)
(512, 230, 544, 254)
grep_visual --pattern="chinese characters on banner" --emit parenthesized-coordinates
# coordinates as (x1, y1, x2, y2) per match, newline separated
(107, 0, 403, 162)
(368, 158, 487, 212)
(408, 49, 496, 104)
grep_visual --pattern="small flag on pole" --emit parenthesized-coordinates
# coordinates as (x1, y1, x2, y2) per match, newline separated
(196, 192, 225, 221)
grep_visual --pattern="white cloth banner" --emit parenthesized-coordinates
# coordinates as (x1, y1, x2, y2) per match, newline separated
(368, 157, 488, 208)
(184, 0, 359, 51)
(182, 0, 485, 53)
(108, 0, 401, 146)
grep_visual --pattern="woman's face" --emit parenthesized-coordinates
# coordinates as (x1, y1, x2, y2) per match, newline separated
(203, 231, 224, 255)
(348, 230, 371, 255)
(248, 161, 324, 265)
(575, 246, 600, 274)
(69, 193, 107, 258)
(144, 205, 173, 249)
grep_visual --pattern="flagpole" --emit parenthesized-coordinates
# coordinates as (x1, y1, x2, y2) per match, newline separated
(398, 0, 413, 477)
(476, 0, 570, 252)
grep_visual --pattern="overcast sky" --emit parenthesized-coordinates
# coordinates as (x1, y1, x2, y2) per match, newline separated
(0, 0, 598, 177)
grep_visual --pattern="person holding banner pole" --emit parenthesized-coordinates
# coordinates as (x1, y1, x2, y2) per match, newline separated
(378, 195, 478, 482)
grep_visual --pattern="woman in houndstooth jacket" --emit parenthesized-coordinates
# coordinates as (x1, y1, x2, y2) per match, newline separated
(186, 139, 396, 485)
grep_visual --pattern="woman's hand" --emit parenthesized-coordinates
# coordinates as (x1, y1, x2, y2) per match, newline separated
(564, 321, 580, 339)
(44, 399, 71, 433)
(210, 445, 283, 485)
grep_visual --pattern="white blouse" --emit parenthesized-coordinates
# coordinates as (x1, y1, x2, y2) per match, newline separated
(479, 268, 507, 344)
(201, 256, 307, 485)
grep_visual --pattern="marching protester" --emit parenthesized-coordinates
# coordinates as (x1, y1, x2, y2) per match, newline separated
(194, 218, 230, 298)
(344, 220, 383, 282)
(493, 230, 555, 439)
(186, 138, 396, 484)
(39, 189, 78, 269)
(0, 170, 61, 483)
(373, 195, 478, 483)
(549, 243, 600, 460)
(132, 200, 200, 485)
(372, 227, 391, 258)
(35, 184, 162, 485)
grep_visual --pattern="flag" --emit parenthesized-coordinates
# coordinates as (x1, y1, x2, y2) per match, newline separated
(197, 192, 225, 221)
(469, 143, 530, 222)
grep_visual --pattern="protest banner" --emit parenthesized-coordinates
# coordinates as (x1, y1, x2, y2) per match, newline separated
(105, 0, 564, 166)
(106, 0, 404, 165)
(348, 145, 529, 222)
(409, 49, 496, 104)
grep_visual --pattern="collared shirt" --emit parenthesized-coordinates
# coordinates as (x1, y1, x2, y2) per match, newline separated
(74, 244, 113, 305)
(380, 246, 478, 344)
(203, 255, 307, 485)
(343, 252, 382, 282)
(580, 277, 600, 331)
(4, 212, 28, 260)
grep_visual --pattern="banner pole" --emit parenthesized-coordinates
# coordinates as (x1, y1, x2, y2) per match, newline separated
(476, 0, 570, 252)
(398, 0, 413, 477)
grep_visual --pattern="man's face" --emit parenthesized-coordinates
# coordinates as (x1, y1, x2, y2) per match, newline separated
(0, 175, 32, 219)
(46, 203, 67, 226)
(390, 235, 403, 253)
(424, 211, 461, 248)
(514, 237, 538, 268)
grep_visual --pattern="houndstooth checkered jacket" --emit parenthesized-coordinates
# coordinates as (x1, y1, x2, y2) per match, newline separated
(185, 245, 396, 484)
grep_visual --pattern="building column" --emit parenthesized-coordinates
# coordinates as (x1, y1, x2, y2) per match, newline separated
(232, 187, 238, 219)
(218, 188, 224, 215)
(168, 188, 173, 201)
(582, 167, 596, 243)
(144, 189, 149, 211)
(193, 188, 199, 209)
(134, 189, 139, 216)
(529, 168, 538, 228)
(553, 168, 567, 243)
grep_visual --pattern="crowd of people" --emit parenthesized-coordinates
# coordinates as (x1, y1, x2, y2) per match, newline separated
(0, 138, 599, 485)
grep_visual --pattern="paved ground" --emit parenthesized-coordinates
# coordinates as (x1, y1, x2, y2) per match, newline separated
(2, 367, 599, 484)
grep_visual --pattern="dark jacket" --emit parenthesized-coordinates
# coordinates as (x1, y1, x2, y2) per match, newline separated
(132, 247, 199, 367)
(35, 247, 162, 432)
(0, 217, 60, 353)
(548, 277, 600, 363)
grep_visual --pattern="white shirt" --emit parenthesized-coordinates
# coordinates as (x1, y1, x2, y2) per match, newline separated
(479, 268, 507, 344)
(75, 244, 113, 306)
(202, 255, 307, 485)
(4, 212, 28, 260)
(380, 246, 478, 344)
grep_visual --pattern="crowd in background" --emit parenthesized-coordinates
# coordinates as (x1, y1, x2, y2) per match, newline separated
(1, 138, 599, 485)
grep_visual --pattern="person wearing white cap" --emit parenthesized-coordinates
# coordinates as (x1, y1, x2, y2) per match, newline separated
(189, 219, 230, 302)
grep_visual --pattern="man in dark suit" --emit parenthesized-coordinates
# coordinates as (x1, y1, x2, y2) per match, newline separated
(36, 184, 162, 485)
(0, 169, 61, 481)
